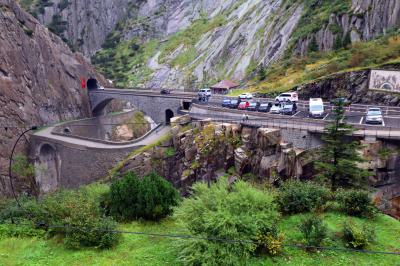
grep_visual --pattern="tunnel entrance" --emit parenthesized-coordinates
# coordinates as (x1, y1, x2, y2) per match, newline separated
(87, 78, 98, 90)
(165, 109, 174, 125)
(182, 101, 191, 110)
(35, 144, 59, 193)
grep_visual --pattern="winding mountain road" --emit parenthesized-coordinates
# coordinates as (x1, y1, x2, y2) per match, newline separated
(34, 125, 171, 149)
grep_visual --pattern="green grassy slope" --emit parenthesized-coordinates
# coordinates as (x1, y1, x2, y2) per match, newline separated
(0, 212, 398, 266)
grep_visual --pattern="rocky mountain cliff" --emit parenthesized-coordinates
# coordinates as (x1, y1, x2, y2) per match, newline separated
(24, 0, 400, 89)
(0, 0, 104, 196)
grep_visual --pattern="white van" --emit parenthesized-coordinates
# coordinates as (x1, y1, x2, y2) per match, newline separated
(198, 88, 212, 97)
(275, 92, 298, 102)
(309, 98, 324, 118)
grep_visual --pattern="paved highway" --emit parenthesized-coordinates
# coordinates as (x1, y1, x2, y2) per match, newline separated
(35, 125, 170, 149)
(99, 88, 400, 129)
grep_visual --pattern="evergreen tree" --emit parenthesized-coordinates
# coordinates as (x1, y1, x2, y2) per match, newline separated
(308, 36, 319, 53)
(315, 100, 369, 190)
(258, 65, 266, 81)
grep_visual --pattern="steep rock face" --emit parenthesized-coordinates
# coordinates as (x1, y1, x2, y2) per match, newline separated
(118, 120, 316, 193)
(0, 0, 104, 196)
(295, 69, 400, 106)
(295, 0, 400, 55)
(31, 0, 132, 56)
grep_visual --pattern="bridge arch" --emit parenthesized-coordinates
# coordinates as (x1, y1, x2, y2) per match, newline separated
(35, 143, 60, 194)
(165, 109, 174, 124)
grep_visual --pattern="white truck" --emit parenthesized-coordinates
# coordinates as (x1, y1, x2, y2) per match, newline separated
(309, 98, 324, 118)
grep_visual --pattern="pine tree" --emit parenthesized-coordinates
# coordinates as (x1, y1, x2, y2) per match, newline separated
(308, 36, 319, 53)
(258, 65, 266, 81)
(315, 100, 369, 190)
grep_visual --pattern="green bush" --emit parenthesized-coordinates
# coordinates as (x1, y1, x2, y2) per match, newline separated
(276, 181, 331, 214)
(0, 223, 45, 239)
(336, 189, 376, 218)
(175, 178, 280, 265)
(298, 215, 328, 250)
(343, 219, 375, 249)
(256, 225, 285, 256)
(0, 184, 119, 249)
(106, 172, 180, 221)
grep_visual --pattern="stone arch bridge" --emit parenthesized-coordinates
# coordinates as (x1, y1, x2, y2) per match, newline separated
(88, 88, 193, 123)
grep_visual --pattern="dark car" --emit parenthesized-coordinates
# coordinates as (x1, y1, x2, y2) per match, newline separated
(161, 89, 171, 94)
(330, 97, 350, 106)
(280, 103, 296, 115)
(229, 99, 239, 109)
(246, 102, 260, 111)
(222, 99, 231, 108)
(258, 103, 272, 112)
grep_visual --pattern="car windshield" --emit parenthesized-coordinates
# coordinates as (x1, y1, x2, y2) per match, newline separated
(368, 110, 382, 116)
(249, 103, 257, 106)
(280, 94, 291, 97)
(223, 99, 230, 102)
(310, 105, 323, 112)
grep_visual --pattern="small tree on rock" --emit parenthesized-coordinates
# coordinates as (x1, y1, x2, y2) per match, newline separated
(315, 100, 369, 190)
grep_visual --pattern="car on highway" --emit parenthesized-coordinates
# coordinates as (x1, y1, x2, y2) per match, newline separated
(246, 102, 260, 111)
(258, 103, 272, 113)
(238, 101, 250, 110)
(198, 88, 212, 97)
(275, 92, 298, 102)
(229, 99, 240, 109)
(330, 97, 350, 106)
(239, 93, 253, 100)
(280, 103, 297, 115)
(365, 107, 383, 124)
(270, 102, 283, 114)
(309, 98, 324, 118)
(161, 89, 171, 94)
(222, 99, 231, 108)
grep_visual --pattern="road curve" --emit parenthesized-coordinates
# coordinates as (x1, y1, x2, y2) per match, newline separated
(34, 125, 171, 149)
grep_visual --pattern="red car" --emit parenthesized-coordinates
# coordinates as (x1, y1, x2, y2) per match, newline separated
(238, 101, 250, 110)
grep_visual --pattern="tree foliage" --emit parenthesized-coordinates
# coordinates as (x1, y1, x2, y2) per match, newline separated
(315, 101, 369, 190)
(175, 178, 280, 265)
(106, 172, 180, 221)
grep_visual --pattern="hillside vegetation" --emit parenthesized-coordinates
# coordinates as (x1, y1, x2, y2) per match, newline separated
(0, 189, 399, 265)
(244, 31, 400, 95)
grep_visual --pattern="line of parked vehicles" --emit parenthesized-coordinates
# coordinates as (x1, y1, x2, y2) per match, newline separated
(219, 91, 384, 124)
(221, 92, 299, 116)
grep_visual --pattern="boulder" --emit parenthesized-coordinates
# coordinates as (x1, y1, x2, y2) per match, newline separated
(171, 115, 191, 126)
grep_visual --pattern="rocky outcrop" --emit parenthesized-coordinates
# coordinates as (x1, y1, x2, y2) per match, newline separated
(118, 120, 316, 193)
(295, 0, 400, 55)
(0, 0, 105, 196)
(29, 0, 132, 56)
(295, 69, 400, 106)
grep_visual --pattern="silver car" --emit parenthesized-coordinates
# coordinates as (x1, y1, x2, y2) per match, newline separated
(365, 107, 383, 124)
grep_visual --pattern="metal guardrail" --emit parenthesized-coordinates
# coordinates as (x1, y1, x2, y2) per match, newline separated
(190, 104, 400, 140)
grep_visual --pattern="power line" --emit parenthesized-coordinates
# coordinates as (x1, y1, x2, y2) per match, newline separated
(3, 219, 400, 256)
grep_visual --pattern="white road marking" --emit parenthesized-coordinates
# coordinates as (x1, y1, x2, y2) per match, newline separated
(359, 117, 364, 125)
(323, 113, 329, 120)
(382, 118, 385, 127)
(293, 111, 301, 117)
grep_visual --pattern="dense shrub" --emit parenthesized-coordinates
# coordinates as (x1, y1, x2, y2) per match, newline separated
(343, 219, 375, 249)
(298, 215, 328, 250)
(0, 184, 119, 249)
(0, 223, 45, 239)
(175, 178, 280, 265)
(336, 189, 376, 218)
(106, 172, 180, 221)
(256, 225, 285, 256)
(276, 181, 331, 214)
